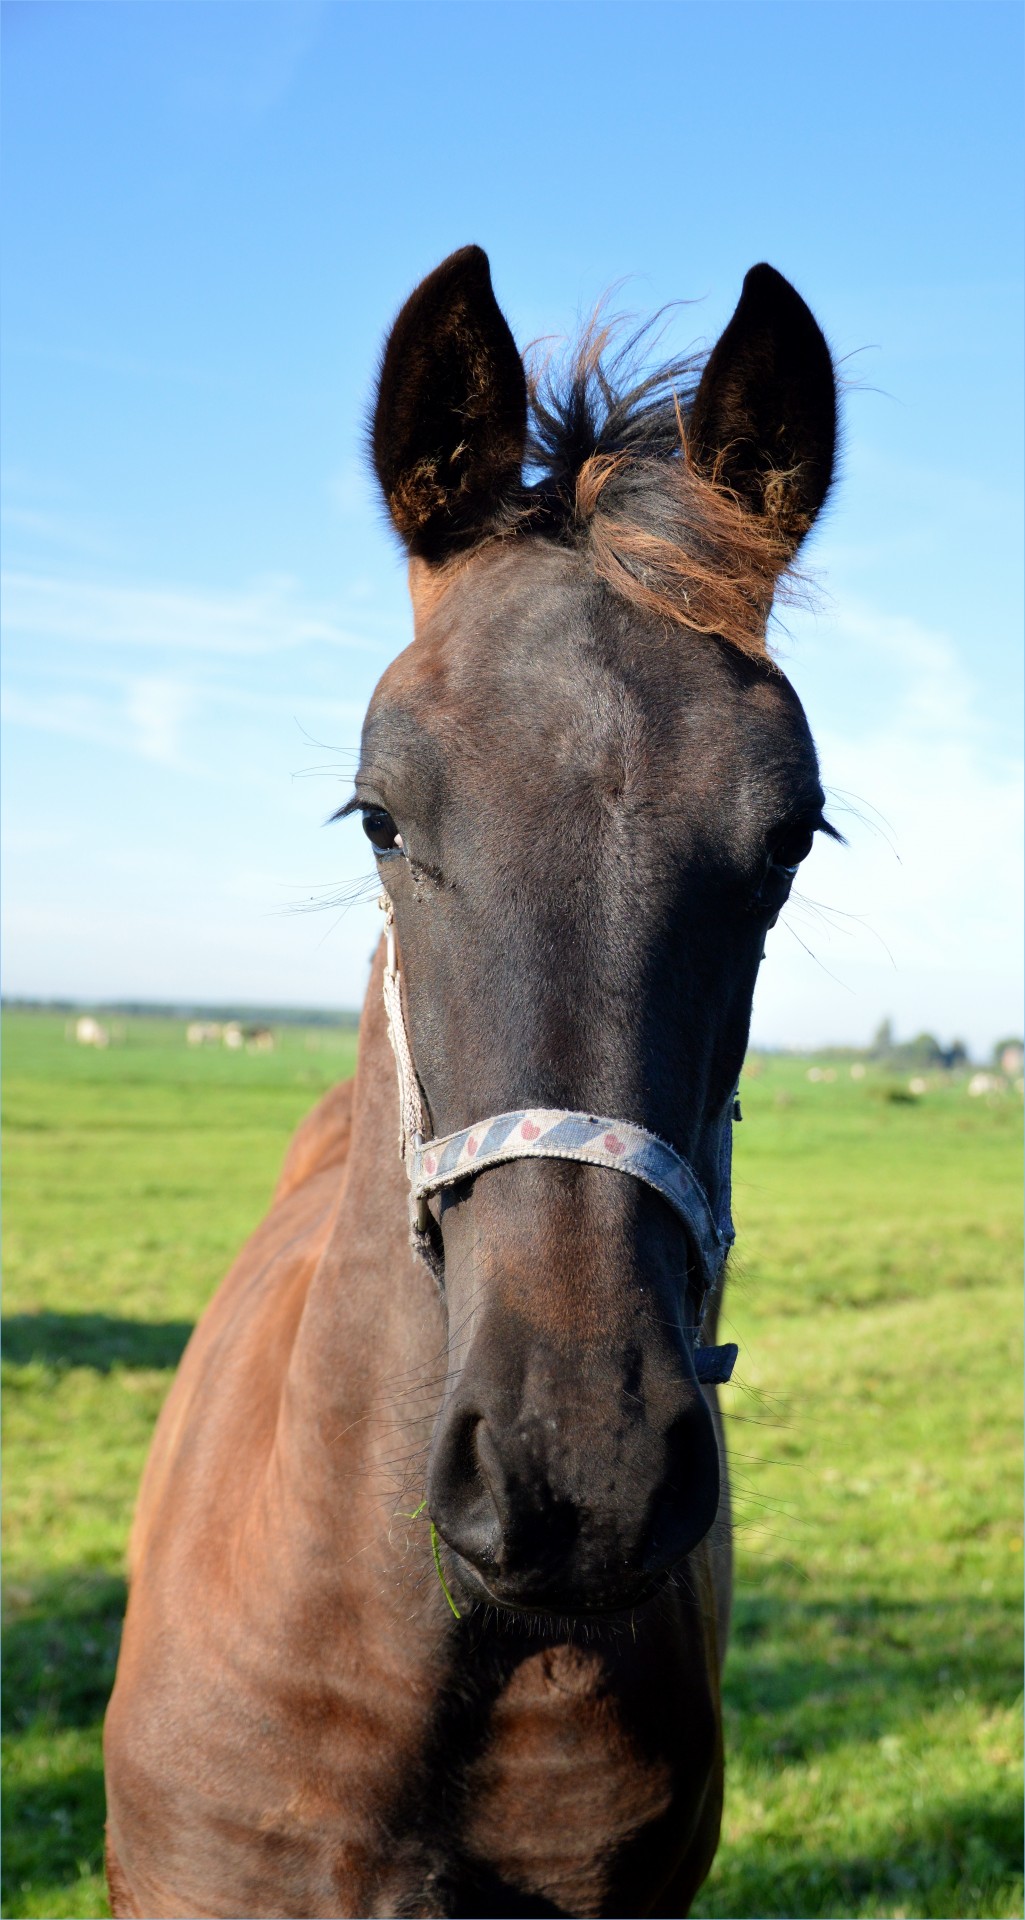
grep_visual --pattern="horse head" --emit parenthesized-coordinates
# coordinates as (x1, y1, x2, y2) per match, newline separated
(350, 246, 836, 1618)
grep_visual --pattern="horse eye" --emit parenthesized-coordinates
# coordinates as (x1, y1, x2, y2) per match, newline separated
(362, 808, 403, 855)
(771, 827, 814, 875)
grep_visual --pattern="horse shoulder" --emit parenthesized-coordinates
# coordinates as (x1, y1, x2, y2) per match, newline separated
(128, 1076, 354, 1572)
(273, 1075, 355, 1204)
(127, 1149, 345, 1579)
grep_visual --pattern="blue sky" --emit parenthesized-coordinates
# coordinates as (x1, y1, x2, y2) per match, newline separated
(2, 0, 1022, 1054)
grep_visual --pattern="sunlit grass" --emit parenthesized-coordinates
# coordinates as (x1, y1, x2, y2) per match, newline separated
(2, 1015, 1021, 1918)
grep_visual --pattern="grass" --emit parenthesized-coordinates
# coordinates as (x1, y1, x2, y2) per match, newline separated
(2, 1011, 1021, 1918)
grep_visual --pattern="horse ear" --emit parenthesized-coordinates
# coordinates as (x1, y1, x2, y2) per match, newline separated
(371, 245, 527, 563)
(688, 264, 837, 552)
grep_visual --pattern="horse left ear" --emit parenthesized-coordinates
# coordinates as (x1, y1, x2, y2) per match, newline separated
(688, 264, 837, 552)
(371, 245, 527, 563)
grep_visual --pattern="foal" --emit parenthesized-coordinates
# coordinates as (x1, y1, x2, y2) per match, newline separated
(105, 247, 837, 1918)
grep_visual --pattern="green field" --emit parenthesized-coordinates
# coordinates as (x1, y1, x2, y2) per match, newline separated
(2, 1010, 1021, 1919)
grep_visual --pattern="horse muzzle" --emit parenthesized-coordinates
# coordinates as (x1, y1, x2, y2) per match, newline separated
(425, 1347, 722, 1619)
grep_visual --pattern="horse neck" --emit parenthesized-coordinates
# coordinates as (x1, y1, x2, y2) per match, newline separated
(272, 935, 446, 1542)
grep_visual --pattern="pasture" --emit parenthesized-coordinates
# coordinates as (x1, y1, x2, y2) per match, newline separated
(2, 1008, 1021, 1919)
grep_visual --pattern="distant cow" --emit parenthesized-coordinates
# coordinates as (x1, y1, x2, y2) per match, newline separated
(186, 1022, 222, 1047)
(218, 1022, 274, 1052)
(74, 1016, 109, 1048)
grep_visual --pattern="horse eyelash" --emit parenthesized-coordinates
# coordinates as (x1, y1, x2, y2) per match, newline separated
(329, 794, 364, 824)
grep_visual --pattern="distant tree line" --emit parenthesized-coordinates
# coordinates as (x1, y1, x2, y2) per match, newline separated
(869, 1019, 1023, 1073)
(0, 997, 361, 1030)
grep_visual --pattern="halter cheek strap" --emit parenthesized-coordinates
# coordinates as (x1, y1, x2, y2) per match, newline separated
(379, 897, 738, 1385)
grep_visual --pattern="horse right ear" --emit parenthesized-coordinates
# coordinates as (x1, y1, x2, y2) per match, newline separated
(371, 246, 528, 564)
(688, 263, 837, 554)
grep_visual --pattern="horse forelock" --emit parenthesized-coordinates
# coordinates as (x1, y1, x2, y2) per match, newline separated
(405, 310, 814, 662)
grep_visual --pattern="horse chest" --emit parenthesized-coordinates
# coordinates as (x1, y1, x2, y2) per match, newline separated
(351, 1635, 715, 1920)
(305, 1633, 710, 1917)
(453, 1645, 678, 1913)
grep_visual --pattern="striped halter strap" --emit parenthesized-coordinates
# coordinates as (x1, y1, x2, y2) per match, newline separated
(379, 896, 738, 1384)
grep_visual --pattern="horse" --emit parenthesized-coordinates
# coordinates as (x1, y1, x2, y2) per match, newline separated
(104, 245, 837, 1919)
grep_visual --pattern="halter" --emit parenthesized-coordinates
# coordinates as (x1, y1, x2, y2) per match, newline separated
(379, 896, 739, 1385)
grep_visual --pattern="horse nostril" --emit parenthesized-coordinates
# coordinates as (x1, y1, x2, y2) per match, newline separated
(643, 1404, 720, 1571)
(427, 1408, 503, 1575)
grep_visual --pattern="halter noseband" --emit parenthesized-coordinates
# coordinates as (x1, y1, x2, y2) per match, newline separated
(379, 897, 738, 1385)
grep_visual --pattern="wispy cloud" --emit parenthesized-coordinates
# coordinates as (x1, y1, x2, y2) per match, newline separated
(0, 824, 74, 858)
(0, 504, 117, 561)
(1, 570, 383, 658)
(779, 601, 1022, 984)
(2, 678, 193, 769)
(824, 603, 991, 741)
(2, 661, 366, 777)
(124, 677, 193, 766)
(1, 472, 120, 563)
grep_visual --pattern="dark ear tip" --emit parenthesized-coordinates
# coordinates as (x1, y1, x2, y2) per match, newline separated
(429, 243, 493, 292)
(741, 262, 812, 318)
(399, 246, 498, 330)
(744, 262, 785, 287)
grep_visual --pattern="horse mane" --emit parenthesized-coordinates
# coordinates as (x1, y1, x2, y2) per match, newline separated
(523, 315, 801, 660)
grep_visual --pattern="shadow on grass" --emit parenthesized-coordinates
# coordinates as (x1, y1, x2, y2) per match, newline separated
(0, 1759, 108, 1919)
(724, 1588, 1020, 1741)
(696, 1584, 1024, 1913)
(695, 1791, 1023, 1918)
(2, 1573, 127, 1733)
(2, 1576, 124, 1916)
(3, 1313, 193, 1373)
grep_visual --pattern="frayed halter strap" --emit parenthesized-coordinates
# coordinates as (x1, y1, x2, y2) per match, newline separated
(379, 897, 738, 1385)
